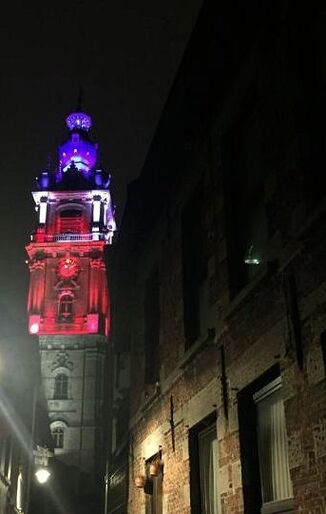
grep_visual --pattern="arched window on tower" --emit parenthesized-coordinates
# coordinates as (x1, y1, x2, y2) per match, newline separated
(51, 426, 64, 449)
(54, 373, 68, 399)
(58, 293, 74, 323)
(55, 206, 88, 236)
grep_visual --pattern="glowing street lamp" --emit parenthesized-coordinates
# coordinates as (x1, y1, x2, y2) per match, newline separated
(33, 446, 53, 485)
(35, 467, 51, 484)
(244, 244, 261, 265)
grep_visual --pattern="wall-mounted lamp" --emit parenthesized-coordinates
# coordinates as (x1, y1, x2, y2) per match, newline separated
(149, 461, 161, 477)
(149, 448, 163, 477)
(244, 244, 261, 265)
(134, 475, 146, 488)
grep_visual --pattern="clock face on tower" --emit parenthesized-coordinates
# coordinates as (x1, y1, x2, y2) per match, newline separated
(56, 257, 80, 280)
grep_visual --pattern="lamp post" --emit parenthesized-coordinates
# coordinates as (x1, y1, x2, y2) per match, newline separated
(35, 467, 51, 484)
(33, 446, 53, 484)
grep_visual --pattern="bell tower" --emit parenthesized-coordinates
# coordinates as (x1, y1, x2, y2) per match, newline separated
(26, 110, 116, 482)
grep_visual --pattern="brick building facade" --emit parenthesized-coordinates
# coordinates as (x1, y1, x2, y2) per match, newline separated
(107, 1, 326, 513)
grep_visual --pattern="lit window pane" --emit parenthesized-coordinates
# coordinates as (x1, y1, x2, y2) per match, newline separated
(54, 374, 68, 399)
(198, 425, 219, 514)
(254, 379, 293, 505)
(52, 427, 64, 449)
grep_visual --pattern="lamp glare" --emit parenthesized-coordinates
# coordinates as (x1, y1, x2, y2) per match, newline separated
(35, 468, 51, 484)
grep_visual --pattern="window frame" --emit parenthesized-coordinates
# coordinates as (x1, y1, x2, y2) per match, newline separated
(253, 377, 294, 514)
(51, 425, 65, 449)
(55, 204, 87, 235)
(238, 366, 294, 514)
(181, 181, 208, 347)
(222, 96, 268, 299)
(53, 373, 68, 400)
(189, 412, 219, 514)
(144, 453, 163, 514)
(58, 293, 74, 323)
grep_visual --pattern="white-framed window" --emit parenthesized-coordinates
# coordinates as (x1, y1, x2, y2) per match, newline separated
(253, 377, 293, 514)
(189, 415, 219, 514)
(51, 423, 65, 449)
(198, 424, 219, 514)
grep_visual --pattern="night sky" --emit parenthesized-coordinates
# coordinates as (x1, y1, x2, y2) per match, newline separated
(0, 0, 202, 323)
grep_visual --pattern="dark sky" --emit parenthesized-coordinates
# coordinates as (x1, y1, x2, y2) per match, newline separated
(0, 0, 202, 322)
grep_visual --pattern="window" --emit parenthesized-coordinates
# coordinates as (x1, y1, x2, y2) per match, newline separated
(144, 270, 160, 385)
(57, 208, 84, 234)
(54, 374, 68, 399)
(52, 426, 64, 449)
(55, 205, 88, 236)
(254, 378, 293, 511)
(16, 468, 24, 512)
(58, 294, 74, 322)
(145, 454, 163, 514)
(238, 367, 293, 514)
(182, 184, 207, 346)
(189, 414, 219, 514)
(223, 95, 268, 298)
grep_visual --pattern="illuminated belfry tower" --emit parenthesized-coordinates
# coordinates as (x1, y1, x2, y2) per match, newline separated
(26, 110, 116, 479)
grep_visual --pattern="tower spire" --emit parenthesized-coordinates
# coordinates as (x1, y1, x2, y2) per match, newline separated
(77, 86, 83, 112)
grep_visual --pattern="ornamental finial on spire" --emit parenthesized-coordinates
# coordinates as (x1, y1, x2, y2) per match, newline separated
(77, 86, 83, 111)
(65, 112, 92, 132)
(65, 88, 92, 131)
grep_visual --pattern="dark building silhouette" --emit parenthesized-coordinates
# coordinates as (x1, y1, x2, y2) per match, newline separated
(107, 1, 326, 513)
(0, 305, 41, 514)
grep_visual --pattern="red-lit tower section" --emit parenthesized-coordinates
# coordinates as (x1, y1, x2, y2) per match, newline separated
(26, 110, 116, 482)
(26, 111, 115, 337)
(26, 190, 113, 336)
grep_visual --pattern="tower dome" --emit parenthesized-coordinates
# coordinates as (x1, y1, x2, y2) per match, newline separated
(59, 111, 98, 173)
(36, 108, 111, 192)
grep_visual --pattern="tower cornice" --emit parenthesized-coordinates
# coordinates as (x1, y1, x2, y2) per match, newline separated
(26, 240, 107, 259)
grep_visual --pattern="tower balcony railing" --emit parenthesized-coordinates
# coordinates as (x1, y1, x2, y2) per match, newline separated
(30, 232, 109, 243)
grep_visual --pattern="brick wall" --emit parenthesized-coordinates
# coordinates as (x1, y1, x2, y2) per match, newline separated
(108, 1, 326, 513)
